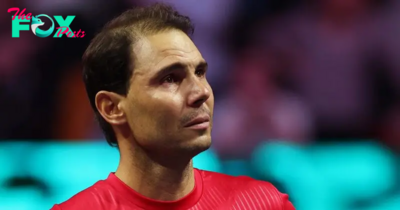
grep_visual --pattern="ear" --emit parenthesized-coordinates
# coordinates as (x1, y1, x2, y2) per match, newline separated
(95, 91, 127, 125)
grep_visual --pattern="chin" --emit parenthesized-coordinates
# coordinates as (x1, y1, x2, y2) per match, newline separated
(180, 135, 211, 157)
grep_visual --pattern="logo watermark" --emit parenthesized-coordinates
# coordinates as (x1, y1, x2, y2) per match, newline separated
(8, 8, 85, 38)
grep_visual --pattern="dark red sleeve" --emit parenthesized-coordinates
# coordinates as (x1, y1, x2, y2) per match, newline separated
(250, 179, 295, 210)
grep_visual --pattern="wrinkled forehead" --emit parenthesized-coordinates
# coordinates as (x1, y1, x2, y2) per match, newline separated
(132, 30, 204, 74)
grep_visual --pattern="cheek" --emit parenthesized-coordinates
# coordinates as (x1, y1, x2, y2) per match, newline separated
(205, 88, 215, 121)
(207, 91, 215, 111)
(133, 92, 184, 131)
(156, 95, 184, 126)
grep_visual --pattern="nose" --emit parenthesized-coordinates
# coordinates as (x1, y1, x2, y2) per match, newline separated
(187, 78, 211, 108)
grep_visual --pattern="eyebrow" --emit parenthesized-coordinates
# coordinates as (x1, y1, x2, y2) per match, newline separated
(154, 61, 208, 78)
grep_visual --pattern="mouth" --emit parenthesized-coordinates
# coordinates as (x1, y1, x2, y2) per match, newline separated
(184, 115, 210, 130)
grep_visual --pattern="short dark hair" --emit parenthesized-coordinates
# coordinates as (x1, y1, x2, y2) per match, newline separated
(82, 3, 194, 147)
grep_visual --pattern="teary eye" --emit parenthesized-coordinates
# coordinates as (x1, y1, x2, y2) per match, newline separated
(195, 68, 206, 77)
(162, 75, 176, 83)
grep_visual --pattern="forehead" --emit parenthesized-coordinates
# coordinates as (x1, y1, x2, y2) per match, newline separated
(132, 30, 203, 74)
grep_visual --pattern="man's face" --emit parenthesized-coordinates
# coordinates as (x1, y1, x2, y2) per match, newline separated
(122, 29, 214, 156)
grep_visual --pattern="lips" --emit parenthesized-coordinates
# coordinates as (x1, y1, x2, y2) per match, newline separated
(184, 115, 210, 127)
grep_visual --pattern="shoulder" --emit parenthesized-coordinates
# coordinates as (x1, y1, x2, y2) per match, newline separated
(198, 168, 277, 189)
(197, 169, 295, 210)
(50, 180, 113, 210)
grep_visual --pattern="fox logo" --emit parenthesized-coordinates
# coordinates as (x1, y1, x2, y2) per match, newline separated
(30, 15, 54, 38)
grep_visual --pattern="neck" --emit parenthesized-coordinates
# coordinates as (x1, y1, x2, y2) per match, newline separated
(114, 138, 195, 201)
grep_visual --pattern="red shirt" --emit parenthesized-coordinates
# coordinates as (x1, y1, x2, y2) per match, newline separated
(51, 169, 295, 210)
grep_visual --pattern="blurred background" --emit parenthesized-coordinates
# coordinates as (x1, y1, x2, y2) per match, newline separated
(1, 0, 400, 209)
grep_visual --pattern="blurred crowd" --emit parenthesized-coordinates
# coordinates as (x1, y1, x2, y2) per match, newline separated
(1, 0, 400, 157)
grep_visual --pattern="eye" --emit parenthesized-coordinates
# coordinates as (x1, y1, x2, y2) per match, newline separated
(195, 68, 206, 77)
(162, 75, 176, 83)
